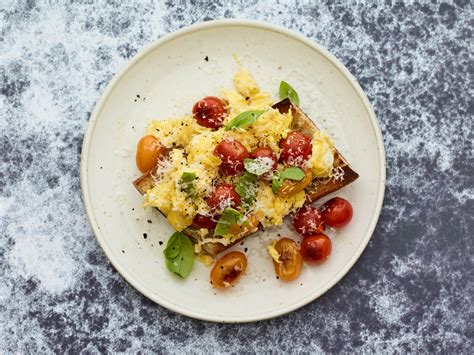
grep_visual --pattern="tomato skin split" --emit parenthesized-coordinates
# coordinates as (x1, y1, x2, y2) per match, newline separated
(210, 252, 248, 288)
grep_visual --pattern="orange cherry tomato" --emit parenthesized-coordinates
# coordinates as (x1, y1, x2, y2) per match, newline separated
(278, 169, 313, 196)
(210, 251, 248, 288)
(300, 234, 332, 263)
(272, 238, 303, 281)
(228, 213, 259, 236)
(136, 135, 166, 173)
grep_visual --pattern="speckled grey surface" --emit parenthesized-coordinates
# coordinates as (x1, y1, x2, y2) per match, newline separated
(1, 1, 473, 353)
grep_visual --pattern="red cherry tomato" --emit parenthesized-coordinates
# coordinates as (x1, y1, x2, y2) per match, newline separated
(192, 96, 227, 129)
(207, 184, 241, 213)
(293, 205, 325, 236)
(279, 131, 312, 166)
(192, 214, 217, 229)
(301, 234, 332, 263)
(214, 138, 249, 175)
(249, 146, 278, 173)
(322, 197, 353, 228)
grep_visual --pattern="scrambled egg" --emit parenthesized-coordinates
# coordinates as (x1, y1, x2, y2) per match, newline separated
(267, 240, 281, 264)
(308, 131, 334, 177)
(253, 182, 306, 227)
(143, 66, 335, 234)
(148, 115, 206, 148)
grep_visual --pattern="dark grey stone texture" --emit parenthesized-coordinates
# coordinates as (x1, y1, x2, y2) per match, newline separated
(1, 1, 472, 353)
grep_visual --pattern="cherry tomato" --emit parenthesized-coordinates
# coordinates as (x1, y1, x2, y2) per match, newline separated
(293, 205, 325, 236)
(214, 138, 249, 175)
(322, 197, 353, 228)
(207, 184, 241, 213)
(272, 238, 303, 281)
(279, 131, 312, 166)
(228, 213, 259, 236)
(192, 96, 227, 129)
(278, 168, 313, 196)
(192, 214, 217, 229)
(210, 251, 248, 288)
(136, 135, 167, 173)
(300, 234, 332, 263)
(249, 147, 278, 171)
(249, 146, 278, 179)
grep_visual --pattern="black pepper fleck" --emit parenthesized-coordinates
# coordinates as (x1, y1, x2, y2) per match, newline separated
(143, 233, 147, 239)
(159, 241, 163, 245)
(147, 220, 152, 224)
(204, 56, 209, 61)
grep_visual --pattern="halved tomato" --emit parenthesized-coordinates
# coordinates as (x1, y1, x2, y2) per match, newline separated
(210, 251, 248, 288)
(272, 238, 303, 281)
(278, 168, 313, 196)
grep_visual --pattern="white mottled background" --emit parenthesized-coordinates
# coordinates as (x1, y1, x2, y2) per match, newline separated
(1, 1, 473, 353)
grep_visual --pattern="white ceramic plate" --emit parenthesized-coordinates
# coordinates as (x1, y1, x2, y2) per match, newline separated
(81, 20, 386, 322)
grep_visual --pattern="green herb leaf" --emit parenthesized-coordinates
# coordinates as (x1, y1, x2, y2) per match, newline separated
(271, 171, 283, 193)
(271, 167, 305, 193)
(281, 167, 305, 181)
(244, 158, 273, 176)
(279, 81, 300, 106)
(163, 232, 194, 278)
(235, 172, 259, 209)
(179, 172, 197, 200)
(225, 110, 265, 130)
(163, 232, 181, 259)
(214, 208, 246, 236)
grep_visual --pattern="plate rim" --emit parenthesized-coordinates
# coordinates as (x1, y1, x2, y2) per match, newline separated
(80, 19, 386, 323)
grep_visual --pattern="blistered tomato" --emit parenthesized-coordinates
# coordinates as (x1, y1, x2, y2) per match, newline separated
(279, 131, 312, 167)
(210, 251, 248, 288)
(300, 234, 332, 263)
(207, 184, 241, 213)
(322, 197, 353, 228)
(192, 96, 227, 129)
(272, 238, 303, 281)
(214, 138, 249, 175)
(293, 205, 325, 236)
(192, 214, 217, 229)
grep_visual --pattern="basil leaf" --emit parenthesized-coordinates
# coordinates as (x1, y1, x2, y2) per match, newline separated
(225, 110, 265, 130)
(214, 208, 245, 236)
(244, 158, 273, 176)
(235, 172, 259, 209)
(163, 232, 194, 278)
(281, 167, 305, 181)
(271, 168, 304, 193)
(163, 232, 181, 259)
(279, 81, 300, 106)
(271, 171, 283, 193)
(179, 172, 197, 200)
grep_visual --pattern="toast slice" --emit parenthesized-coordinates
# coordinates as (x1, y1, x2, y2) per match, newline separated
(273, 99, 359, 202)
(133, 98, 358, 256)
